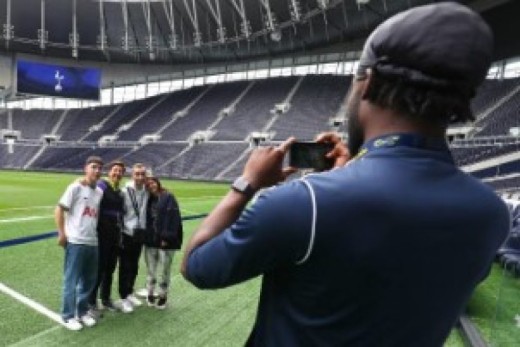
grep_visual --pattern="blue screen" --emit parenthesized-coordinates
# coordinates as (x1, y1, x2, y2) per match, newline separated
(17, 60, 101, 100)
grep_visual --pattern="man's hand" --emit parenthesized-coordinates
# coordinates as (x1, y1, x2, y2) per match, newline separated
(57, 233, 67, 248)
(316, 132, 351, 168)
(242, 137, 298, 190)
(54, 205, 67, 248)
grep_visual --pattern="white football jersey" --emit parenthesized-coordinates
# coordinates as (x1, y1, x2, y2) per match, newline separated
(58, 182, 103, 246)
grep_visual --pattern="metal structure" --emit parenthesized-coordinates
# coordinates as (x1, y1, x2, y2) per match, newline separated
(0, 0, 504, 65)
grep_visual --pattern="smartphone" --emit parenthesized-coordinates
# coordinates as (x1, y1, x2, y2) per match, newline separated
(289, 142, 335, 171)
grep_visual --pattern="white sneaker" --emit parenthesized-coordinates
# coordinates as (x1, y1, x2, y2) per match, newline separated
(120, 299, 134, 313)
(136, 288, 149, 298)
(63, 318, 83, 331)
(137, 287, 159, 298)
(80, 313, 97, 327)
(127, 294, 142, 307)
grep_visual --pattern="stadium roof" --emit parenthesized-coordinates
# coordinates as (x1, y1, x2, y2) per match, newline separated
(0, 0, 518, 65)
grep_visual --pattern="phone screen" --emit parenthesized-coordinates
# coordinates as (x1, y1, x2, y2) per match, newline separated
(289, 142, 334, 171)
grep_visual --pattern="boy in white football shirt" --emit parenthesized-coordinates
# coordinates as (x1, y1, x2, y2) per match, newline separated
(55, 156, 104, 331)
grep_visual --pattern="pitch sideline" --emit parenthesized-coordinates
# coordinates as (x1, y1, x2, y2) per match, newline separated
(0, 282, 64, 326)
(8, 326, 61, 347)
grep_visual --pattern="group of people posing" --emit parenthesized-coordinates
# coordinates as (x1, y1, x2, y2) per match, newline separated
(54, 157, 183, 331)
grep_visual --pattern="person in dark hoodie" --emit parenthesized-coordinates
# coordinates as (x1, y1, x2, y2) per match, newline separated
(144, 176, 183, 309)
(89, 160, 126, 312)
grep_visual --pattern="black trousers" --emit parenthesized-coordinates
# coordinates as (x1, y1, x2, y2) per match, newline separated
(89, 228, 119, 305)
(118, 233, 143, 299)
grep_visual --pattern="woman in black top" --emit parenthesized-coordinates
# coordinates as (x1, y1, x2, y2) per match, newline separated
(144, 176, 183, 309)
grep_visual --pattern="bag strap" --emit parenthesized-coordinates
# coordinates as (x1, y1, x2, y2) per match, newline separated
(295, 178, 317, 265)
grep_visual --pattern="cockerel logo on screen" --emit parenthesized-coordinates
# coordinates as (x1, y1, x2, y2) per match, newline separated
(54, 70, 64, 92)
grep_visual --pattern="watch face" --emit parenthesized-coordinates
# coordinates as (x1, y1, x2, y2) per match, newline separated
(234, 177, 248, 191)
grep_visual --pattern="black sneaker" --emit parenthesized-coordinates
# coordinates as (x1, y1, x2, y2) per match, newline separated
(147, 295, 156, 307)
(156, 296, 167, 310)
(101, 300, 117, 312)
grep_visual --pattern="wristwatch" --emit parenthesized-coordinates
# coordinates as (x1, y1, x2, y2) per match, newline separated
(231, 176, 256, 197)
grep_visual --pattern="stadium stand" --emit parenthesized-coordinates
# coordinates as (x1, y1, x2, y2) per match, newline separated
(116, 89, 202, 141)
(12, 109, 62, 140)
(471, 78, 520, 116)
(473, 77, 520, 136)
(2, 75, 520, 185)
(31, 146, 131, 171)
(212, 77, 298, 140)
(270, 75, 351, 140)
(475, 93, 520, 136)
(56, 106, 117, 141)
(486, 175, 520, 192)
(0, 144, 41, 169)
(158, 85, 227, 141)
(0, 110, 7, 129)
(451, 144, 520, 166)
(157, 142, 249, 179)
(122, 142, 189, 171)
(82, 96, 160, 141)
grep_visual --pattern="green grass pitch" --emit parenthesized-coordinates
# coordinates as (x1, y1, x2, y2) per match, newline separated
(0, 170, 518, 346)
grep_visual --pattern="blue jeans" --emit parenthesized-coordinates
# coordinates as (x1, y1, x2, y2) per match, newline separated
(62, 243, 99, 320)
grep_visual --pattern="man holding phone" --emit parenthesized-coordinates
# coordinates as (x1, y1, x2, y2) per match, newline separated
(182, 3, 509, 346)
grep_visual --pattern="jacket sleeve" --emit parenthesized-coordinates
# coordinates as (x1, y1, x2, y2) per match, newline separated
(160, 193, 183, 249)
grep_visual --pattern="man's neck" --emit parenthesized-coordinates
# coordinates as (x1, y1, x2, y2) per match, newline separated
(108, 179, 119, 189)
(85, 177, 97, 189)
(363, 106, 446, 143)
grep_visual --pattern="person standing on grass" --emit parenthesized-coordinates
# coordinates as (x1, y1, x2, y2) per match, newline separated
(118, 163, 149, 313)
(55, 156, 103, 331)
(143, 176, 183, 309)
(88, 160, 126, 312)
(181, 3, 510, 346)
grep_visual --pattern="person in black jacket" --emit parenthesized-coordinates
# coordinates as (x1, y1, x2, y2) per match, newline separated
(144, 176, 183, 309)
(89, 160, 125, 312)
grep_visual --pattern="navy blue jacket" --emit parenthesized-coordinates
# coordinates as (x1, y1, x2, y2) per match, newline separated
(145, 191, 183, 250)
(97, 179, 124, 245)
(185, 134, 509, 347)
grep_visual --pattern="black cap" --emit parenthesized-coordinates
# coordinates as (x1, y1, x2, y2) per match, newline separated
(85, 156, 103, 166)
(356, 3, 493, 119)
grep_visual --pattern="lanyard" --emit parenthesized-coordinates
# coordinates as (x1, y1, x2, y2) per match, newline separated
(127, 187, 145, 225)
(353, 133, 451, 161)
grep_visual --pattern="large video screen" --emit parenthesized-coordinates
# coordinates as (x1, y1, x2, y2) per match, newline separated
(16, 59, 101, 100)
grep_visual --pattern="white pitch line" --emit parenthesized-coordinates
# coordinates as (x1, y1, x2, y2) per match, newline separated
(0, 282, 63, 326)
(0, 205, 54, 212)
(8, 326, 61, 347)
(0, 215, 53, 224)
